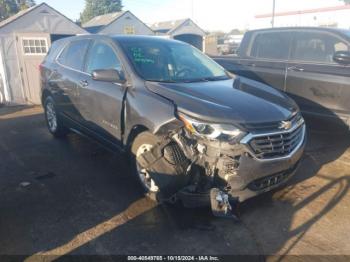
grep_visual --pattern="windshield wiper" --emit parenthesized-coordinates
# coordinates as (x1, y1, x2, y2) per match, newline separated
(181, 78, 208, 83)
(147, 76, 229, 84)
(147, 79, 179, 83)
(181, 76, 229, 83)
(203, 76, 230, 81)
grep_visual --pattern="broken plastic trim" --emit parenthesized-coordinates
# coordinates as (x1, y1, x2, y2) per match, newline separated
(210, 188, 240, 220)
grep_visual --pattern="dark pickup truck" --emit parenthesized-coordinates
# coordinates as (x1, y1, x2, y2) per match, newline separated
(214, 27, 350, 128)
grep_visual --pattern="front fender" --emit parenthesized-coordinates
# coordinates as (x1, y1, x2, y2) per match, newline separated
(124, 87, 183, 145)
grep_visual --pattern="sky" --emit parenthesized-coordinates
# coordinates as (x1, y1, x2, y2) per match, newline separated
(37, 0, 344, 32)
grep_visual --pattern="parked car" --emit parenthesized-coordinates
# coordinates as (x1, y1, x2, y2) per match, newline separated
(213, 27, 350, 129)
(40, 35, 306, 217)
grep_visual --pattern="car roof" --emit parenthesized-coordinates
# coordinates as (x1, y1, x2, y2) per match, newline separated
(249, 26, 347, 32)
(61, 34, 186, 45)
(248, 26, 350, 36)
(111, 35, 184, 44)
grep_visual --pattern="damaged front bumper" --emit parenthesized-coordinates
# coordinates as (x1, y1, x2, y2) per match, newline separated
(222, 147, 303, 202)
(137, 119, 306, 206)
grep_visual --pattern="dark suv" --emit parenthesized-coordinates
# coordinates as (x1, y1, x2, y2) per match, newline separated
(40, 35, 306, 215)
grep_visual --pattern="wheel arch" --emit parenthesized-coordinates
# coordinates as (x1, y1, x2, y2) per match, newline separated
(41, 89, 52, 106)
(125, 125, 150, 151)
(125, 117, 184, 151)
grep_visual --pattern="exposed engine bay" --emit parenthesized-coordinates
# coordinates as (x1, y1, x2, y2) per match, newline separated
(136, 126, 237, 218)
(136, 115, 305, 219)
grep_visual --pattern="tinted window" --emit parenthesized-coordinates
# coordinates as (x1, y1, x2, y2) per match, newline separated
(251, 32, 291, 60)
(85, 41, 121, 74)
(58, 40, 90, 70)
(45, 40, 61, 63)
(119, 40, 228, 83)
(292, 32, 350, 63)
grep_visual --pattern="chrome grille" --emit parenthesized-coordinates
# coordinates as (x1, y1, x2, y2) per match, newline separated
(247, 123, 305, 160)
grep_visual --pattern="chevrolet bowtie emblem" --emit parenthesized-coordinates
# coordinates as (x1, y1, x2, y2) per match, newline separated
(279, 120, 292, 130)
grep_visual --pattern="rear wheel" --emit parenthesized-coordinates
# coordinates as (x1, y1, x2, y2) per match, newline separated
(44, 96, 69, 138)
(131, 131, 161, 202)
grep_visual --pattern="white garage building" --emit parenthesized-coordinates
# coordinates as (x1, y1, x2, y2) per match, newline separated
(151, 19, 206, 51)
(82, 11, 154, 35)
(0, 3, 87, 105)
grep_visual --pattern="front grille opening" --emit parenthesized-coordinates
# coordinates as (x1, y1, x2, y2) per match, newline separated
(248, 124, 304, 159)
(247, 163, 298, 191)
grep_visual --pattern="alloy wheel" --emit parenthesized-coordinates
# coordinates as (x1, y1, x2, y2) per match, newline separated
(46, 101, 58, 132)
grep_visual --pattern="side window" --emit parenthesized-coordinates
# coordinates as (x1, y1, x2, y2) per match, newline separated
(85, 41, 121, 74)
(58, 40, 90, 70)
(291, 32, 349, 63)
(251, 32, 291, 60)
(334, 41, 349, 52)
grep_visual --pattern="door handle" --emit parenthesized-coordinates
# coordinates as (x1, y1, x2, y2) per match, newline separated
(79, 80, 89, 87)
(287, 66, 304, 72)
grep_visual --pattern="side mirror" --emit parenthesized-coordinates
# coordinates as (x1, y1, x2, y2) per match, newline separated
(333, 51, 350, 65)
(92, 69, 126, 84)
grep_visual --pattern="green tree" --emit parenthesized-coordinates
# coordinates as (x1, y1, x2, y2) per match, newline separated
(0, 0, 36, 21)
(0, 0, 19, 21)
(18, 0, 36, 10)
(340, 0, 350, 4)
(80, 0, 123, 24)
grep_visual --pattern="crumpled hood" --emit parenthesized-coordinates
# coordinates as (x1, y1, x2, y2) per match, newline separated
(145, 77, 299, 127)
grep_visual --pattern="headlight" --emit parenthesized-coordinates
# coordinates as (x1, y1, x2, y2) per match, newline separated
(178, 113, 243, 141)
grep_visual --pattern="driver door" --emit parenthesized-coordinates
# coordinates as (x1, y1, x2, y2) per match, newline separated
(79, 39, 126, 147)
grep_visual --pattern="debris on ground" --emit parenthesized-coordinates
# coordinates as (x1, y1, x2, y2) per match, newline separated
(19, 181, 31, 188)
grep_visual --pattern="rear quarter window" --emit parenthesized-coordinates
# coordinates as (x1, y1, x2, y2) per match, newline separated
(44, 41, 63, 63)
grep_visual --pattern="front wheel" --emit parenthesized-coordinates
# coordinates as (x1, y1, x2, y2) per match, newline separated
(131, 131, 162, 203)
(44, 96, 69, 138)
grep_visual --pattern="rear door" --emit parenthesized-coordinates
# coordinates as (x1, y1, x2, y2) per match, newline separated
(79, 39, 126, 146)
(239, 31, 292, 92)
(54, 39, 91, 122)
(285, 30, 350, 121)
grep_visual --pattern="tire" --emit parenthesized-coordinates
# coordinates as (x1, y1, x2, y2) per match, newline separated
(44, 96, 69, 138)
(131, 131, 162, 203)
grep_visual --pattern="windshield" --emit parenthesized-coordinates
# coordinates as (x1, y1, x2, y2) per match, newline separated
(119, 39, 229, 83)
